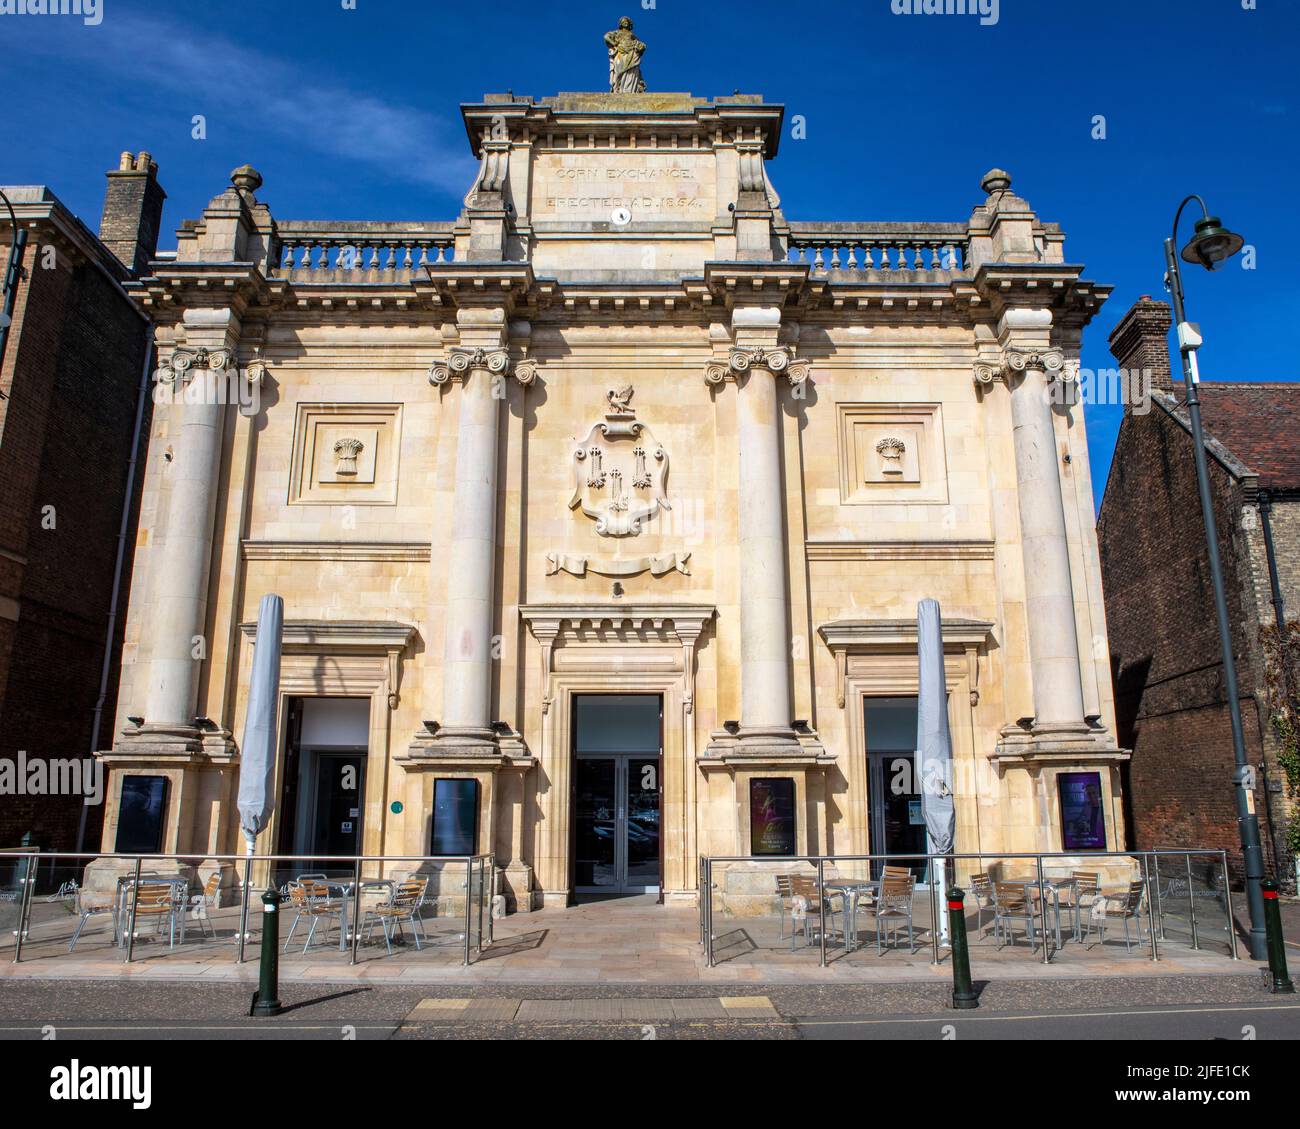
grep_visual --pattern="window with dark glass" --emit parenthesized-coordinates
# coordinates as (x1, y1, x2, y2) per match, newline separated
(114, 775, 169, 854)
(431, 779, 479, 856)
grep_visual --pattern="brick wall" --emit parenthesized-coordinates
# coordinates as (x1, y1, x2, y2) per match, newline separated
(1099, 399, 1287, 885)
(0, 229, 151, 852)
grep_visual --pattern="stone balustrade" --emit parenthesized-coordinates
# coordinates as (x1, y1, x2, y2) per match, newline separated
(787, 223, 969, 275)
(271, 222, 456, 278)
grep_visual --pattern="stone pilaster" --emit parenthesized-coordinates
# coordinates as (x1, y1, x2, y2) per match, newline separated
(410, 346, 536, 758)
(975, 308, 1102, 751)
(705, 324, 811, 757)
(127, 309, 242, 755)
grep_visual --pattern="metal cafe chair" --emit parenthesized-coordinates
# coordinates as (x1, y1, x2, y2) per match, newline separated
(125, 881, 186, 948)
(50, 881, 118, 952)
(282, 881, 344, 954)
(774, 874, 799, 941)
(968, 873, 995, 940)
(991, 881, 1038, 949)
(873, 874, 917, 955)
(189, 872, 222, 938)
(361, 878, 430, 955)
(788, 874, 841, 951)
(1082, 880, 1149, 953)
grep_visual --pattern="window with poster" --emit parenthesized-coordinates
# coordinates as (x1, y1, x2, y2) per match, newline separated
(749, 777, 796, 856)
(1057, 771, 1107, 851)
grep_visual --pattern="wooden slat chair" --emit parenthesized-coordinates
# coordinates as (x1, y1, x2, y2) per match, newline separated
(991, 881, 1038, 948)
(873, 874, 917, 955)
(1082, 880, 1149, 953)
(362, 878, 430, 955)
(127, 882, 183, 948)
(282, 881, 344, 954)
(788, 874, 841, 951)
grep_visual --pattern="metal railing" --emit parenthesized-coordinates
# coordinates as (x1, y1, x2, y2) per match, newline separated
(699, 849, 1238, 969)
(3, 850, 494, 967)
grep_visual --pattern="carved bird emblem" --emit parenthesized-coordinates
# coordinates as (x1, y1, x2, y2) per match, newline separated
(607, 385, 634, 414)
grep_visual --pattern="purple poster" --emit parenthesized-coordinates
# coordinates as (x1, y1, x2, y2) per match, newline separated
(750, 778, 796, 856)
(1058, 772, 1106, 851)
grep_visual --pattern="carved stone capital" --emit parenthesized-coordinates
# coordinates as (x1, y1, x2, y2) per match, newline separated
(428, 347, 520, 386)
(156, 346, 233, 386)
(972, 347, 1069, 388)
(705, 346, 811, 388)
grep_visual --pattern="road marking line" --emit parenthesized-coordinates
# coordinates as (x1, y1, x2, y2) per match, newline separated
(794, 1002, 1300, 1027)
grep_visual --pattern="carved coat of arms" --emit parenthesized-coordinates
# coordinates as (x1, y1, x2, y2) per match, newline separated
(570, 386, 670, 537)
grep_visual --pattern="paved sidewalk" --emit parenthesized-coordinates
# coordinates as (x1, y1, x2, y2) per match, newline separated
(1, 893, 1258, 986)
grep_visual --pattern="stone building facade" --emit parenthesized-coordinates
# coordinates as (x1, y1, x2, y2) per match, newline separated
(95, 90, 1125, 908)
(1100, 299, 1300, 886)
(0, 155, 161, 850)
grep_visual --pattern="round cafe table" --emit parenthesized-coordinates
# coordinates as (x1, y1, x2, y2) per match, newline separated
(821, 878, 880, 953)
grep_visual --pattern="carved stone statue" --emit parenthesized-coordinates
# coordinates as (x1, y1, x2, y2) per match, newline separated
(605, 17, 646, 94)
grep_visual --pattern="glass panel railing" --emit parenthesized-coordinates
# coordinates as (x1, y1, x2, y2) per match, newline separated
(698, 850, 1246, 971)
(6, 851, 494, 969)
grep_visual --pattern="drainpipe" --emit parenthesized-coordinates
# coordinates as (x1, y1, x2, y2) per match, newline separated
(76, 329, 155, 854)
(1258, 491, 1299, 889)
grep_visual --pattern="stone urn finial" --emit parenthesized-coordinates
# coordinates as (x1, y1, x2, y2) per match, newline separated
(230, 164, 264, 197)
(981, 168, 1012, 195)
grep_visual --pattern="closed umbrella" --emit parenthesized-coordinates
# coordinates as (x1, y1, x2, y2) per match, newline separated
(916, 598, 956, 942)
(236, 594, 284, 945)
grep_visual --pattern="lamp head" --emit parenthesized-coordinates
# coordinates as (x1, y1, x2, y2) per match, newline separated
(1181, 215, 1245, 271)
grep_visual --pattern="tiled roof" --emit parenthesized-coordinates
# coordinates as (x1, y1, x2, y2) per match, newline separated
(1192, 383, 1300, 490)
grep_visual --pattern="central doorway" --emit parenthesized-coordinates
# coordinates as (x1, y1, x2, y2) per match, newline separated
(572, 694, 662, 897)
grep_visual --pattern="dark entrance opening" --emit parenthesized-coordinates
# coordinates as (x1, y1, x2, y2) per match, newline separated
(572, 694, 662, 899)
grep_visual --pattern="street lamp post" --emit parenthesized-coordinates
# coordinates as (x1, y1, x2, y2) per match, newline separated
(0, 187, 29, 383)
(1163, 194, 1268, 961)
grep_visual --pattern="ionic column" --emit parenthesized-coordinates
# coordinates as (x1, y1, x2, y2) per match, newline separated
(977, 332, 1087, 733)
(707, 345, 809, 753)
(139, 313, 239, 746)
(422, 348, 535, 752)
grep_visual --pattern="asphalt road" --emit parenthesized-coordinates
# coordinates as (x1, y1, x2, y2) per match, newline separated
(0, 973, 1296, 1041)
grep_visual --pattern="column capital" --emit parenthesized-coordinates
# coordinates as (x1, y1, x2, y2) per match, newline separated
(156, 345, 233, 386)
(973, 347, 1075, 389)
(428, 347, 537, 387)
(704, 346, 811, 388)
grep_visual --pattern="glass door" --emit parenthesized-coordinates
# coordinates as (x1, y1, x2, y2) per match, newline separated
(625, 757, 660, 889)
(573, 695, 662, 895)
(575, 757, 619, 890)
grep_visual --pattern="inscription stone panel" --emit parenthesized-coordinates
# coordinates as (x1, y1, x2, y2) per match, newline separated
(531, 153, 717, 224)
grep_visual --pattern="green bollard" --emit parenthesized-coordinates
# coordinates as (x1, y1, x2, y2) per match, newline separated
(947, 887, 979, 1010)
(1261, 879, 1295, 995)
(251, 887, 283, 1017)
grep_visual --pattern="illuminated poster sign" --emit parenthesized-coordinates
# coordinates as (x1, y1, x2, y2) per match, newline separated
(750, 777, 796, 856)
(1058, 771, 1106, 852)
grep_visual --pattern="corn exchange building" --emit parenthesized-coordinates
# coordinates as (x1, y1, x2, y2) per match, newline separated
(94, 78, 1127, 910)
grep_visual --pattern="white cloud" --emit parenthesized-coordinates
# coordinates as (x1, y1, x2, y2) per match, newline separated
(19, 12, 477, 196)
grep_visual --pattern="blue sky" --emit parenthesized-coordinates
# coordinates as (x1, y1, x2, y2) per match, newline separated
(2, 0, 1295, 506)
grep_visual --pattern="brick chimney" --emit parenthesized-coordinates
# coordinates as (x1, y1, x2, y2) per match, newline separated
(98, 151, 166, 276)
(1108, 296, 1175, 397)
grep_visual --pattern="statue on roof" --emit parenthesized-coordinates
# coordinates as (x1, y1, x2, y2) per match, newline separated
(605, 17, 647, 94)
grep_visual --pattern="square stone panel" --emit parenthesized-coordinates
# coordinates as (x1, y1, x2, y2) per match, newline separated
(836, 402, 948, 505)
(289, 403, 402, 506)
